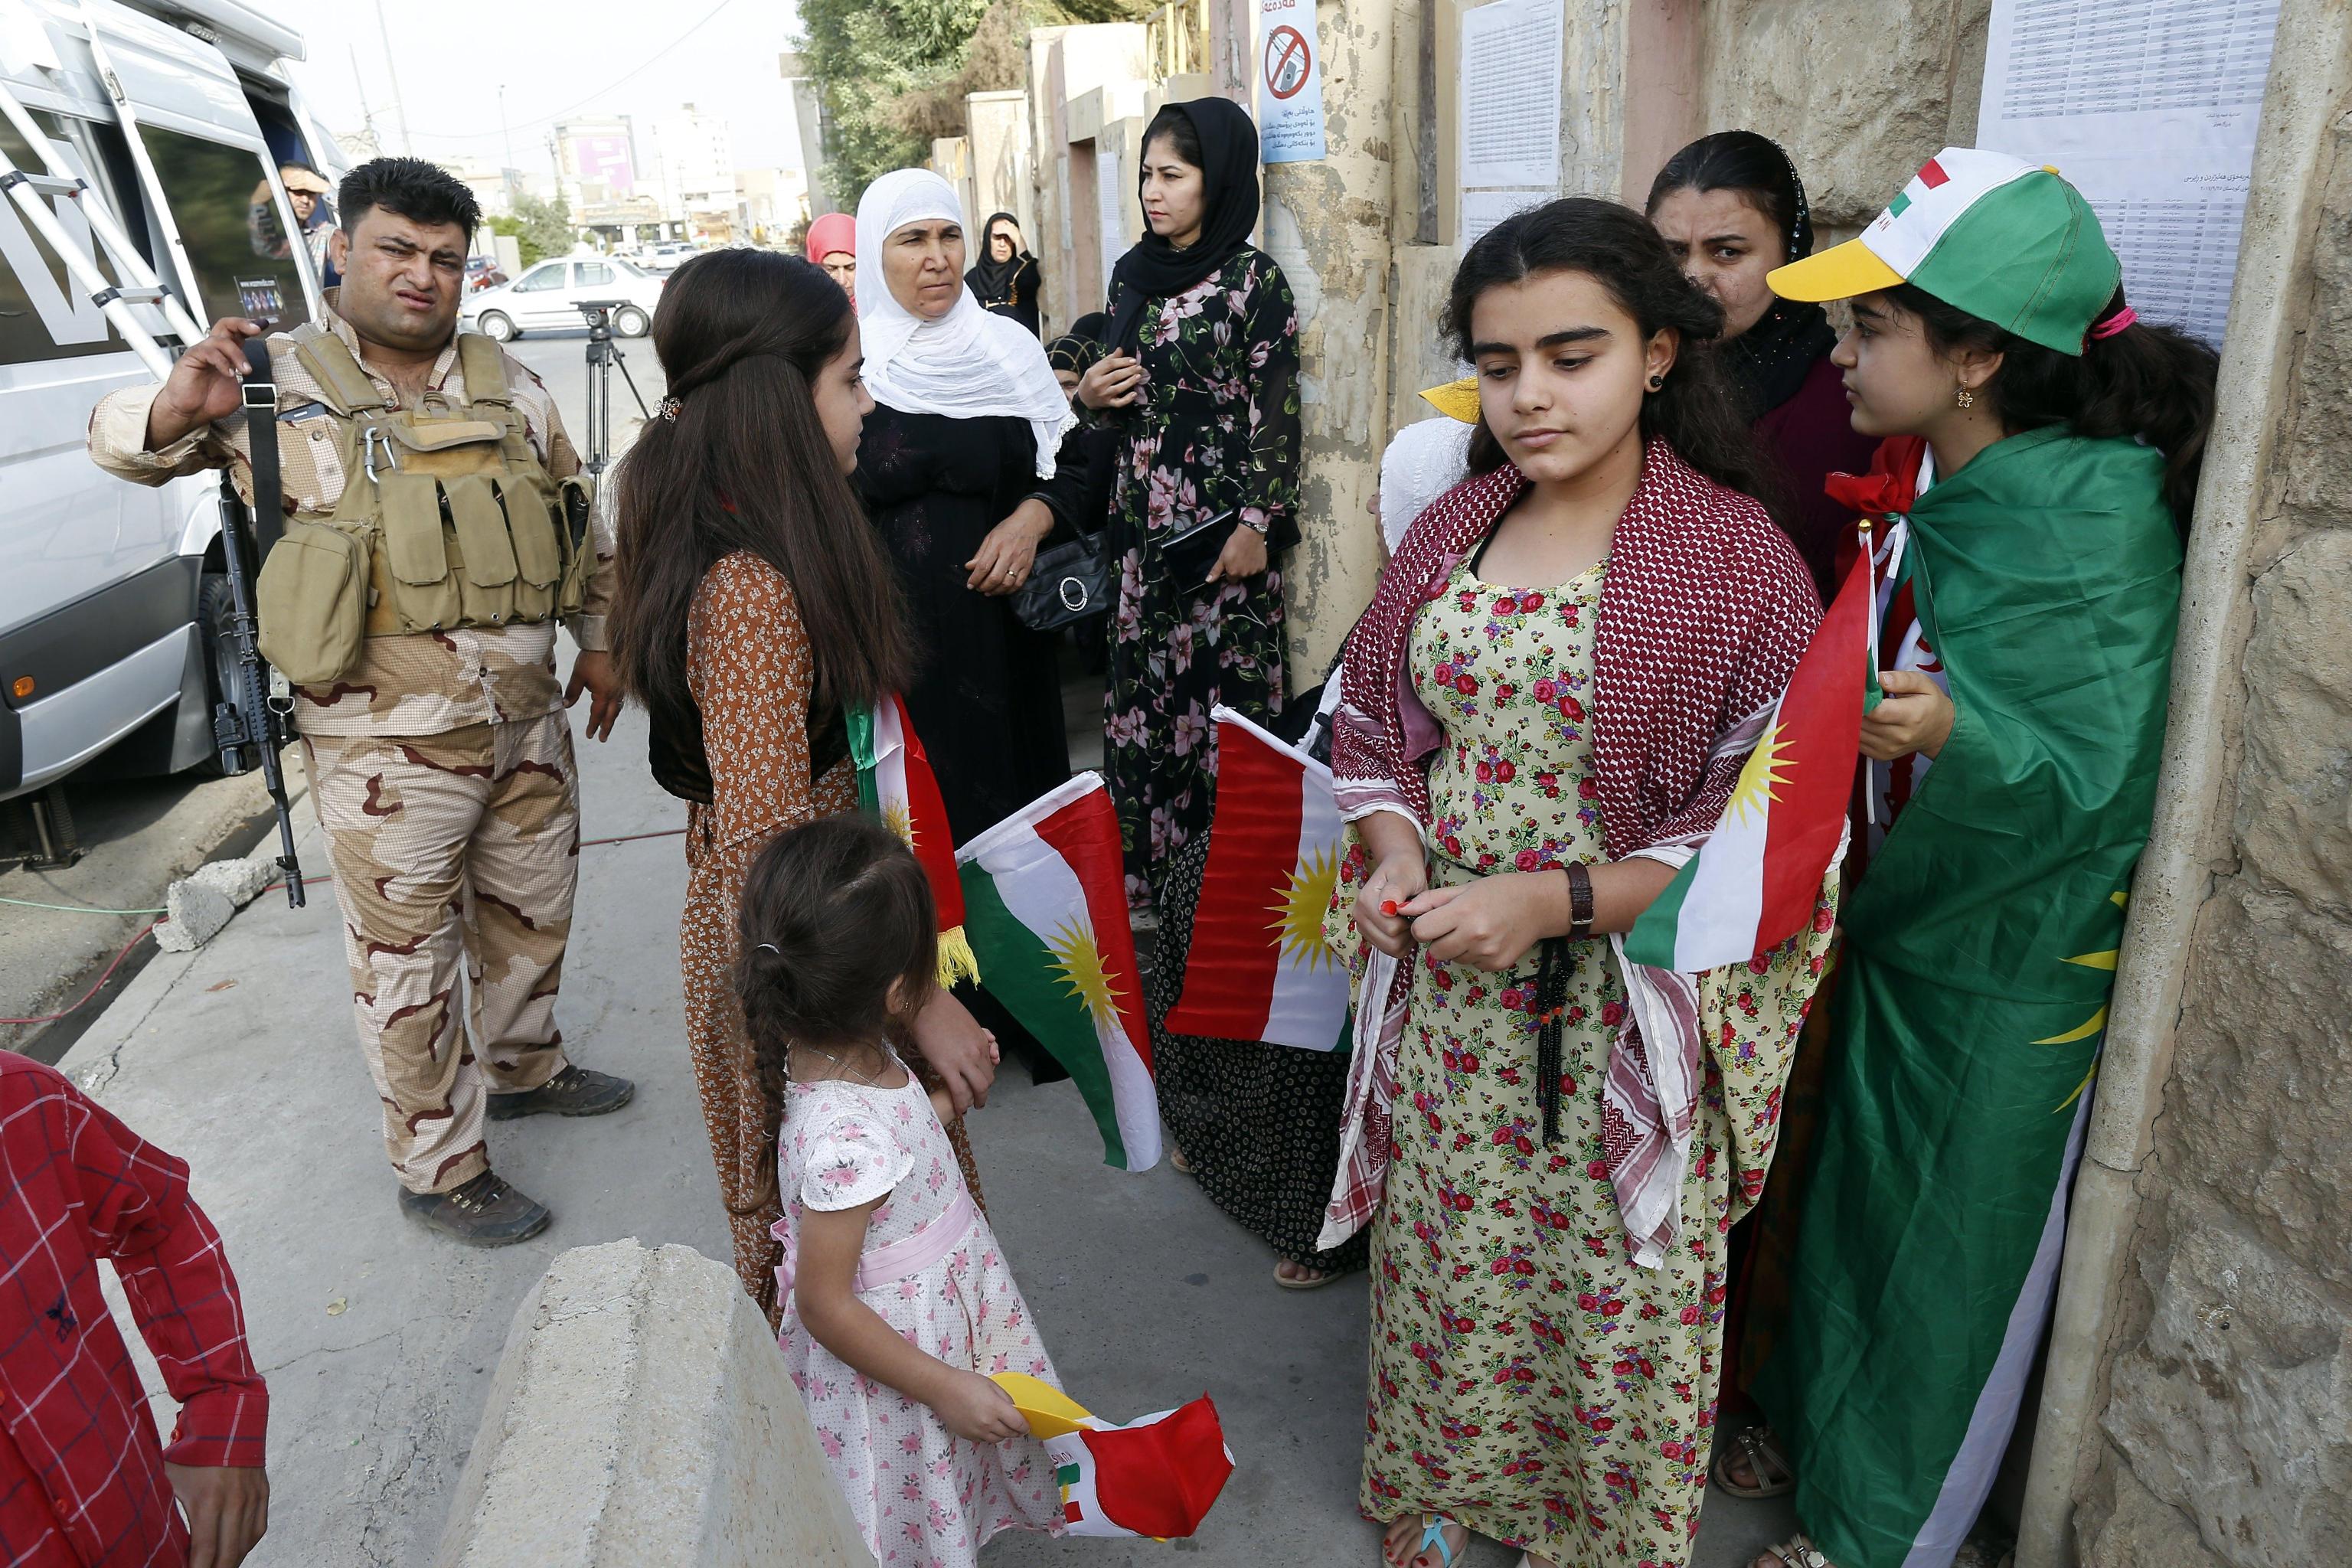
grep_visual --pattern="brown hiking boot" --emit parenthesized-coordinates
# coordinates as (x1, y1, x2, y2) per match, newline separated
(484, 1065, 635, 1122)
(398, 1171, 551, 1247)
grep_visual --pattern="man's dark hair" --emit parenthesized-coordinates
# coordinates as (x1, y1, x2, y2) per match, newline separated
(338, 156, 479, 237)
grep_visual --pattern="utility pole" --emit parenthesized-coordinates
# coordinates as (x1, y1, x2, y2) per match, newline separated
(498, 84, 514, 171)
(371, 0, 413, 155)
(346, 43, 379, 152)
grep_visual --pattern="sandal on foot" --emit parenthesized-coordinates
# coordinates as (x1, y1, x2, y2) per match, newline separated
(1712, 1425, 1797, 1498)
(1170, 1147, 1194, 1175)
(1386, 1514, 1463, 1568)
(1274, 1259, 1337, 1290)
(1754, 1535, 1837, 1568)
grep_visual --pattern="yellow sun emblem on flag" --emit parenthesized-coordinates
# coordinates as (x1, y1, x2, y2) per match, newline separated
(1045, 917, 1125, 1031)
(1266, 847, 1341, 971)
(883, 799, 916, 851)
(2038, 889, 2128, 1112)
(1726, 722, 1792, 826)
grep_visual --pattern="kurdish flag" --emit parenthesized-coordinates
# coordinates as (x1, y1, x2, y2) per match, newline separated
(1165, 707, 1351, 1051)
(956, 775, 1159, 1170)
(1624, 540, 1870, 972)
(851, 696, 976, 986)
(993, 1374, 1234, 1540)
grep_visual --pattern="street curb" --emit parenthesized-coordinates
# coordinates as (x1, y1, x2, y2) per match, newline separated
(38, 761, 312, 1076)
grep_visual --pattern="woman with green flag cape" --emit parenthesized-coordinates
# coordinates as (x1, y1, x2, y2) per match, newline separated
(1731, 152, 2219, 1568)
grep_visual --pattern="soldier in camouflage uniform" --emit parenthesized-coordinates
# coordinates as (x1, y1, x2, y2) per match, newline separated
(88, 158, 633, 1246)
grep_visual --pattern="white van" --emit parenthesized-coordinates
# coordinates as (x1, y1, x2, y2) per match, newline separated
(0, 0, 339, 806)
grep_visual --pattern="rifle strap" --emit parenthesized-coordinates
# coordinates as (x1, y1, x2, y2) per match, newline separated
(240, 337, 285, 557)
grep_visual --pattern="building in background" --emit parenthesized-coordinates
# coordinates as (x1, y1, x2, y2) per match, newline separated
(736, 165, 811, 244)
(553, 116, 665, 246)
(648, 103, 740, 243)
(439, 155, 524, 221)
(777, 52, 838, 217)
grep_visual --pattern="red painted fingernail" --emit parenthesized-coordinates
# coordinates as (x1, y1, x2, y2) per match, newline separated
(1381, 900, 1400, 917)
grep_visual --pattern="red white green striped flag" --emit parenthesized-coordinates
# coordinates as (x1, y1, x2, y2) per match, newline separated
(1624, 542, 1870, 972)
(955, 775, 1159, 1170)
(1165, 707, 1350, 1051)
(851, 695, 976, 985)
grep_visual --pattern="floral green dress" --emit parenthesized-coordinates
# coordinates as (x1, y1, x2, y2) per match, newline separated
(1351, 560, 1833, 1563)
(1100, 247, 1302, 905)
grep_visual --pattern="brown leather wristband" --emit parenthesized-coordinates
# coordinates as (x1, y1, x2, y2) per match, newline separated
(1565, 862, 1595, 939)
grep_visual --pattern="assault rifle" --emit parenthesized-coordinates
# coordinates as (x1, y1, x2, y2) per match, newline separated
(214, 335, 305, 909)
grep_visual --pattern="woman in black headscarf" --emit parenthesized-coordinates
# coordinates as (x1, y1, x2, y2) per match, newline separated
(1073, 97, 1337, 1292)
(965, 211, 1044, 336)
(1648, 132, 1875, 599)
(1074, 96, 1302, 912)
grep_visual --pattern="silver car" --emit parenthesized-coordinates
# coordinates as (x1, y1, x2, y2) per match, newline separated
(459, 256, 666, 341)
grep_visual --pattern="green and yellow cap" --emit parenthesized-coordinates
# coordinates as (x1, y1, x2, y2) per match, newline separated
(1769, 148, 2122, 356)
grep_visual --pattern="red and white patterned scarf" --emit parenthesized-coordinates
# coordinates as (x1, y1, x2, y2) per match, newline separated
(1321, 439, 1818, 1264)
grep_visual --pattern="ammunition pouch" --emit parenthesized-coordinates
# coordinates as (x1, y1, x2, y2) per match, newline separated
(253, 327, 591, 686)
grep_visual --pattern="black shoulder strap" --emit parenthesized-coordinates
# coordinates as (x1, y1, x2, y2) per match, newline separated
(240, 337, 285, 556)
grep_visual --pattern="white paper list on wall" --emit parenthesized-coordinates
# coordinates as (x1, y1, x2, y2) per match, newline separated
(1096, 144, 1125, 302)
(1978, 0, 2283, 348)
(1456, 0, 1563, 244)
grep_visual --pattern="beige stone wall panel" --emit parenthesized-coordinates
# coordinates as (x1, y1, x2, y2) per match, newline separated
(2231, 534, 2352, 917)
(1690, 0, 1990, 229)
(2089, 1189, 2352, 1567)
(2160, 884, 2352, 1286)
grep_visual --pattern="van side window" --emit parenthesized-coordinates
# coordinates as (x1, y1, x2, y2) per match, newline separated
(0, 113, 156, 366)
(134, 126, 310, 332)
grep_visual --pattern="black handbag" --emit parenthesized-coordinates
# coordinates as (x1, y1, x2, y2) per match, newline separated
(1013, 524, 1114, 632)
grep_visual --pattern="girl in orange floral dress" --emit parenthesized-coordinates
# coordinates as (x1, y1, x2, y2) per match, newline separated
(610, 248, 999, 1322)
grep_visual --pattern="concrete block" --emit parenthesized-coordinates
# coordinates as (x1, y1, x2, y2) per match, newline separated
(433, 1240, 874, 1568)
(185, 853, 279, 908)
(155, 880, 234, 953)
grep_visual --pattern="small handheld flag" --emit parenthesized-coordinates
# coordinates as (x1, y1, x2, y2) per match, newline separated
(1164, 707, 1352, 1052)
(956, 775, 1159, 1168)
(850, 695, 977, 986)
(1624, 542, 1870, 972)
(993, 1374, 1235, 1540)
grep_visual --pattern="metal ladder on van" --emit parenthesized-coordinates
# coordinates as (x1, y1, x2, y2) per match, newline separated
(0, 77, 198, 377)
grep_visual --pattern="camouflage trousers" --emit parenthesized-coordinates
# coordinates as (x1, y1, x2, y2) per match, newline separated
(303, 713, 579, 1194)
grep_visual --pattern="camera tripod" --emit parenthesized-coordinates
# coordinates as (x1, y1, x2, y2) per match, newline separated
(576, 299, 652, 477)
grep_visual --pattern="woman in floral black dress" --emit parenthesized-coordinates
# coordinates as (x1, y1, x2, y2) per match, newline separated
(1077, 97, 1302, 909)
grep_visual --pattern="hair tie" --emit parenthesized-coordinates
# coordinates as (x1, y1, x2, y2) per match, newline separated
(755, 941, 781, 956)
(2087, 305, 2138, 342)
(656, 395, 683, 422)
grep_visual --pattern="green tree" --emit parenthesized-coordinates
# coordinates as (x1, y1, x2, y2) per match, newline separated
(799, 0, 1151, 210)
(488, 193, 577, 268)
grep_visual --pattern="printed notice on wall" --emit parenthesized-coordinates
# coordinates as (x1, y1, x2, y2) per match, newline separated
(1456, 0, 1562, 243)
(1257, 0, 1328, 164)
(1979, 0, 2282, 347)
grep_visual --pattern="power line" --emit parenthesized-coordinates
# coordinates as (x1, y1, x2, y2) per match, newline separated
(402, 0, 746, 142)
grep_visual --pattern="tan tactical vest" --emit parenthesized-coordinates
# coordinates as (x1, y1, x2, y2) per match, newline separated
(254, 327, 593, 684)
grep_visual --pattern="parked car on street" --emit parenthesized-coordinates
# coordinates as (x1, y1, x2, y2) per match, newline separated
(464, 255, 508, 292)
(458, 254, 666, 341)
(638, 240, 698, 273)
(1, 0, 340, 809)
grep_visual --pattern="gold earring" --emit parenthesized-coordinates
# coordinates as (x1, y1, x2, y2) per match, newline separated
(1955, 385, 1975, 410)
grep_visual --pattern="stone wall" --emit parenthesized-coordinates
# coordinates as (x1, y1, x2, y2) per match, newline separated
(2068, 37, 2352, 1567)
(1691, 0, 1989, 228)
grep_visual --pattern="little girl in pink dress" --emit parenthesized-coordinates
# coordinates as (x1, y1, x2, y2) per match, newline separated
(738, 815, 1063, 1568)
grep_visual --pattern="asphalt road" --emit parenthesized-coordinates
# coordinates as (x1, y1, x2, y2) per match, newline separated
(0, 331, 662, 1060)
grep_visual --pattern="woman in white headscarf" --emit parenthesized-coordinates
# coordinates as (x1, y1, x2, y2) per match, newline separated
(852, 169, 1085, 845)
